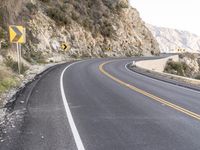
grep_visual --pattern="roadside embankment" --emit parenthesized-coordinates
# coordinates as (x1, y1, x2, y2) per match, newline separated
(135, 55, 179, 72)
(133, 55, 200, 86)
(0, 59, 75, 144)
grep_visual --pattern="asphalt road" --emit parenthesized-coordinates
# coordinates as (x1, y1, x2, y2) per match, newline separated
(2, 57, 200, 150)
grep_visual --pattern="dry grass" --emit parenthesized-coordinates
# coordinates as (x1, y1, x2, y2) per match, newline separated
(0, 66, 19, 106)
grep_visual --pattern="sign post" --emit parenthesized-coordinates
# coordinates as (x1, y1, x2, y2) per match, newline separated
(16, 43, 20, 74)
(9, 25, 26, 74)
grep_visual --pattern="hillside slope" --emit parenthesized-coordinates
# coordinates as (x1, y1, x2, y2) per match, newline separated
(0, 0, 159, 61)
(147, 24, 200, 53)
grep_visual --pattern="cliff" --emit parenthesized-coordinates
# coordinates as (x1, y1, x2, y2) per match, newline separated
(0, 0, 159, 62)
(147, 24, 200, 53)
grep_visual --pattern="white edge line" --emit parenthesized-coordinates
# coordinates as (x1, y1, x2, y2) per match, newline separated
(124, 63, 200, 94)
(60, 61, 85, 150)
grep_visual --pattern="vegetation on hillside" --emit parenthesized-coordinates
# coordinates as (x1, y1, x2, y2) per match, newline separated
(4, 57, 29, 74)
(164, 53, 200, 79)
(164, 60, 189, 76)
(44, 0, 129, 38)
(0, 0, 159, 101)
(0, 68, 19, 105)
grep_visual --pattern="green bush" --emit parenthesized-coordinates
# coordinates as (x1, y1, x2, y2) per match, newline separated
(102, 0, 115, 10)
(1, 78, 17, 89)
(0, 48, 7, 57)
(116, 1, 129, 11)
(0, 77, 18, 94)
(71, 10, 80, 21)
(0, 29, 5, 39)
(26, 3, 37, 12)
(1, 40, 10, 49)
(40, 0, 50, 2)
(0, 28, 10, 49)
(47, 8, 72, 26)
(125, 51, 132, 57)
(195, 75, 200, 80)
(5, 57, 19, 72)
(91, 29, 99, 38)
(0, 84, 6, 94)
(4, 57, 28, 74)
(164, 61, 189, 76)
(0, 70, 18, 94)
(100, 19, 115, 38)
(0, 9, 6, 28)
(44, 0, 121, 38)
(134, 52, 143, 57)
(47, 8, 63, 21)
(23, 50, 46, 64)
(150, 50, 155, 55)
(82, 17, 93, 30)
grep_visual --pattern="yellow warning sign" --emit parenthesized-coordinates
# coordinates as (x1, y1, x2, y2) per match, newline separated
(9, 25, 26, 43)
(61, 43, 69, 51)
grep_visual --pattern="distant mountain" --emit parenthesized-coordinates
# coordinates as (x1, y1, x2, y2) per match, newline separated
(147, 24, 200, 53)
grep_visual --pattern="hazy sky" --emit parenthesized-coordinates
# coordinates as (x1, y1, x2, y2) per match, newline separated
(129, 0, 200, 35)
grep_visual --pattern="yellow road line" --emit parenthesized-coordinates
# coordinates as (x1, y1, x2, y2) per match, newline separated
(99, 61, 200, 121)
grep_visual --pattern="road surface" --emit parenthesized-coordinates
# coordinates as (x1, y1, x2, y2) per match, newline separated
(2, 58, 200, 150)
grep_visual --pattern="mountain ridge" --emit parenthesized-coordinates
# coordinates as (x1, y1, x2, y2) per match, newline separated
(147, 24, 200, 53)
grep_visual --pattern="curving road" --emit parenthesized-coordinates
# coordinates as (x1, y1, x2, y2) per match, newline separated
(2, 58, 200, 150)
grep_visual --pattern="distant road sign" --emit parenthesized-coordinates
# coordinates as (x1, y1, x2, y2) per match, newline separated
(61, 43, 69, 51)
(9, 25, 26, 43)
(108, 47, 111, 51)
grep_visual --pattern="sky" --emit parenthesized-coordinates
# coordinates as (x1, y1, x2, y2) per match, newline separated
(129, 0, 200, 36)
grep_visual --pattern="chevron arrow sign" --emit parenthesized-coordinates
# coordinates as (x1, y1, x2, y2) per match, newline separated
(9, 25, 26, 43)
(61, 43, 69, 51)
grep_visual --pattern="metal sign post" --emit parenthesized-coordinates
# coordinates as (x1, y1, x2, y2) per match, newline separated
(16, 43, 20, 74)
(9, 25, 26, 74)
(16, 43, 22, 74)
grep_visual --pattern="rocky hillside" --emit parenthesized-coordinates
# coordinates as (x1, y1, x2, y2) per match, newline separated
(0, 0, 160, 106)
(164, 53, 200, 79)
(0, 0, 159, 61)
(147, 24, 200, 53)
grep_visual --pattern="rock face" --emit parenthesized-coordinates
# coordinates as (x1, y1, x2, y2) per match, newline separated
(147, 24, 200, 53)
(0, 55, 3, 64)
(164, 53, 200, 78)
(0, 0, 159, 60)
(179, 53, 200, 77)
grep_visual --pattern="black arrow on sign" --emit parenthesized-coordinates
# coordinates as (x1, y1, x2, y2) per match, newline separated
(62, 44, 68, 50)
(12, 27, 23, 42)
(63, 44, 67, 50)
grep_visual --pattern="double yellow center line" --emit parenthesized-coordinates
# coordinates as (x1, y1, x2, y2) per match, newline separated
(99, 61, 200, 121)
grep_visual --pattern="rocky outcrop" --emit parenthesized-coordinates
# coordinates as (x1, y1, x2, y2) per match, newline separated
(0, 0, 159, 61)
(163, 53, 200, 78)
(179, 53, 200, 77)
(147, 24, 200, 53)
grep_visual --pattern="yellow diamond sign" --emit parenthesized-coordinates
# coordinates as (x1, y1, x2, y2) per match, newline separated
(9, 25, 26, 43)
(61, 43, 70, 51)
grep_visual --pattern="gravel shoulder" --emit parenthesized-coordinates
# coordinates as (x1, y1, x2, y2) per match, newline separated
(0, 60, 76, 145)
